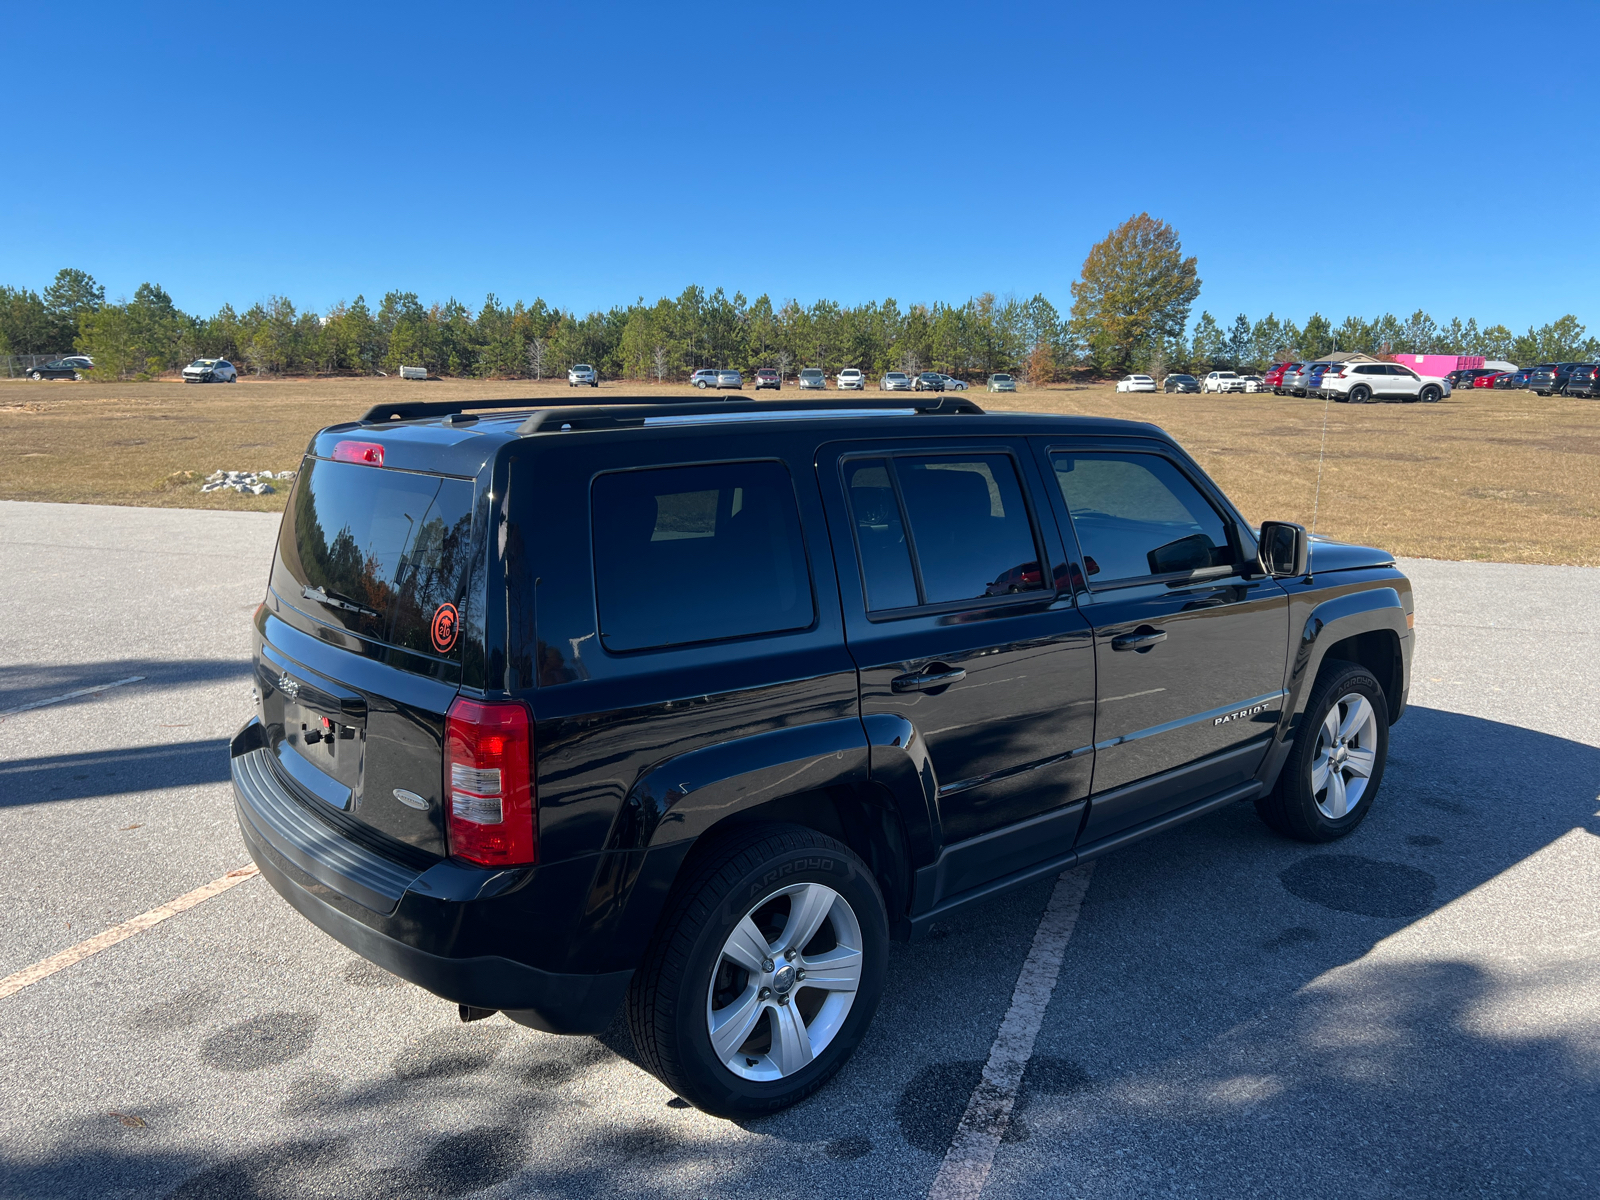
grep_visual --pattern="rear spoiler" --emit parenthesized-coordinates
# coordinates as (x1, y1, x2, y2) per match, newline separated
(359, 395, 985, 426)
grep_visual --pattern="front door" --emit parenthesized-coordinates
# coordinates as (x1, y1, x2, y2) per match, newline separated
(1037, 441, 1290, 844)
(818, 439, 1097, 862)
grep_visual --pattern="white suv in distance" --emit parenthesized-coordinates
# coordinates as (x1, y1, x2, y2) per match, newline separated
(1320, 362, 1449, 404)
(1115, 374, 1156, 393)
(568, 363, 599, 387)
(1202, 371, 1246, 393)
(836, 368, 865, 390)
(182, 358, 237, 383)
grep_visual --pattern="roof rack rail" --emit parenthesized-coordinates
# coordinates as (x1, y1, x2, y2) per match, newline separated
(358, 395, 676, 424)
(515, 396, 984, 434)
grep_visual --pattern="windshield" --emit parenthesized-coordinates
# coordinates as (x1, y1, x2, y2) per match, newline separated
(189, 359, 215, 367)
(573, 364, 592, 371)
(993, 375, 1011, 381)
(801, 369, 823, 377)
(886, 373, 907, 379)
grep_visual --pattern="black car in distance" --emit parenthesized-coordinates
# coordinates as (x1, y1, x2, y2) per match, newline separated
(231, 395, 1413, 1116)
(1565, 364, 1600, 398)
(1529, 362, 1587, 395)
(1163, 374, 1199, 393)
(25, 356, 92, 380)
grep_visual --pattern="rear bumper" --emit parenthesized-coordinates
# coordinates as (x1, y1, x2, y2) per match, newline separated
(230, 721, 630, 1034)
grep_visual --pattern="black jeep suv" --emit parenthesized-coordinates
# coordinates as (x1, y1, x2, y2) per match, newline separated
(232, 396, 1413, 1116)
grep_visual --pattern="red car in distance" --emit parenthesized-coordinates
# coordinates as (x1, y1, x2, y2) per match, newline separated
(1264, 362, 1302, 395)
(1473, 372, 1508, 390)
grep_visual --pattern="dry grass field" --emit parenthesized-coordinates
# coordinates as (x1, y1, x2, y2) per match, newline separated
(2, 376, 1597, 565)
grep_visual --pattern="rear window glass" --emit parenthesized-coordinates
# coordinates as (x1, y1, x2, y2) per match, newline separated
(848, 454, 1042, 609)
(592, 462, 814, 651)
(273, 459, 475, 654)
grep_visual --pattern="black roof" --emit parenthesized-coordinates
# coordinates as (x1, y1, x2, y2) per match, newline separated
(321, 396, 1169, 478)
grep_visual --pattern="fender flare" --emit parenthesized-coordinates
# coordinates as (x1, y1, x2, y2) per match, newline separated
(1285, 586, 1407, 727)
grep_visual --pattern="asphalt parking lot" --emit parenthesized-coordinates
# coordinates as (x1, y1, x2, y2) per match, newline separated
(1, 500, 1597, 1199)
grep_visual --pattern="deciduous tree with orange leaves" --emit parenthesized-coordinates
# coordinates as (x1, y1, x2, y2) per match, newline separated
(1069, 213, 1201, 375)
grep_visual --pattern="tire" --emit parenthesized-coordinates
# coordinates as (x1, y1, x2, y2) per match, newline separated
(696, 380, 707, 389)
(72, 372, 82, 381)
(30, 371, 42, 380)
(626, 824, 888, 1117)
(227, 376, 236, 383)
(1348, 386, 1370, 404)
(1419, 385, 1441, 403)
(1256, 659, 1389, 843)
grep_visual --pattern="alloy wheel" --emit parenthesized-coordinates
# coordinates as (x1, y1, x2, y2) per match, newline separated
(706, 881, 863, 1082)
(1311, 692, 1379, 820)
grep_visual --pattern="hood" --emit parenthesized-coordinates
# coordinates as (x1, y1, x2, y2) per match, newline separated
(1308, 534, 1394, 573)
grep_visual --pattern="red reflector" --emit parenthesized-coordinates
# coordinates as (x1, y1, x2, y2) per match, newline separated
(332, 440, 385, 466)
(444, 698, 536, 867)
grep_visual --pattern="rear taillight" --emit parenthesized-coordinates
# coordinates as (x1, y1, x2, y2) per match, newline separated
(333, 440, 385, 466)
(444, 698, 536, 867)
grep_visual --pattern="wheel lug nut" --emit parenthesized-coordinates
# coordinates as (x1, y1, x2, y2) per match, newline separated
(762, 958, 774, 973)
(796, 970, 806, 981)
(778, 992, 789, 1005)
(758, 987, 771, 999)
(784, 948, 797, 961)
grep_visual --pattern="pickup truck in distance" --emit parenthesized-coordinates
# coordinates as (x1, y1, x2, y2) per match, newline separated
(232, 396, 1413, 1117)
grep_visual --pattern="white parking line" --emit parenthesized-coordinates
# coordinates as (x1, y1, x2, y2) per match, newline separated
(928, 864, 1095, 1200)
(0, 674, 145, 717)
(0, 865, 259, 1000)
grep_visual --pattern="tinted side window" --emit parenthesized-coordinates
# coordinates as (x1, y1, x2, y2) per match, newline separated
(896, 456, 1042, 604)
(592, 462, 814, 651)
(1051, 452, 1236, 582)
(844, 459, 919, 611)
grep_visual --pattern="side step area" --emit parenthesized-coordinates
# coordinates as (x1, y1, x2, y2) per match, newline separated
(905, 780, 1262, 940)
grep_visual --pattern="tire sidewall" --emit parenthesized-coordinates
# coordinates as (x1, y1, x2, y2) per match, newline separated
(1281, 663, 1389, 840)
(665, 838, 888, 1116)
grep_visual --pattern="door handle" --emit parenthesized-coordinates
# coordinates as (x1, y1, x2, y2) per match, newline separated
(1111, 629, 1167, 652)
(891, 666, 967, 693)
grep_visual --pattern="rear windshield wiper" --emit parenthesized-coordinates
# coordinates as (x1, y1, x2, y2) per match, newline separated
(302, 584, 378, 618)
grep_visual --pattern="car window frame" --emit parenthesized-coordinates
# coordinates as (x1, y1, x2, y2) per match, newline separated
(836, 444, 1056, 623)
(587, 455, 822, 655)
(1032, 437, 1256, 594)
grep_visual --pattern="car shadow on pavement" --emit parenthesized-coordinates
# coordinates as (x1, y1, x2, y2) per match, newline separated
(0, 658, 252, 715)
(0, 706, 1596, 1198)
(0, 739, 231, 807)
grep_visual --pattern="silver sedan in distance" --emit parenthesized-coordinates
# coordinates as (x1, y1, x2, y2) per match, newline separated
(880, 372, 912, 391)
(987, 373, 1017, 392)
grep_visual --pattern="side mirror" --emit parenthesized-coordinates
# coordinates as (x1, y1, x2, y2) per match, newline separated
(1258, 520, 1309, 578)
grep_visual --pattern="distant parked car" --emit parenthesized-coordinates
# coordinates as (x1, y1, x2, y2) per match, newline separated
(1263, 362, 1301, 394)
(912, 372, 945, 392)
(182, 357, 238, 384)
(568, 363, 599, 387)
(1494, 370, 1525, 389)
(1529, 363, 1586, 396)
(880, 371, 913, 391)
(1565, 364, 1600, 398)
(1163, 374, 1199, 393)
(798, 368, 826, 390)
(1320, 362, 1448, 403)
(690, 369, 718, 389)
(836, 368, 865, 390)
(1447, 368, 1499, 390)
(716, 369, 742, 390)
(1201, 371, 1246, 393)
(1304, 363, 1344, 395)
(1472, 372, 1508, 390)
(1116, 374, 1157, 393)
(27, 356, 93, 380)
(936, 374, 969, 391)
(986, 373, 1017, 392)
(754, 368, 780, 391)
(1240, 375, 1266, 392)
(1502, 367, 1535, 389)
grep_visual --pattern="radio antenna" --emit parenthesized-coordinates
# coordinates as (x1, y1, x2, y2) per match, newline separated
(1310, 389, 1332, 534)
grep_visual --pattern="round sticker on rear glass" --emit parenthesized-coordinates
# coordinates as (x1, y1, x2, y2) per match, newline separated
(431, 603, 459, 653)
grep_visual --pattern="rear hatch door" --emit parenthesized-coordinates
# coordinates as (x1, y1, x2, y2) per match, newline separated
(256, 449, 482, 860)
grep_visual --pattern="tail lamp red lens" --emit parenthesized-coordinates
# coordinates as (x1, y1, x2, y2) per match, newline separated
(332, 440, 385, 466)
(444, 698, 537, 867)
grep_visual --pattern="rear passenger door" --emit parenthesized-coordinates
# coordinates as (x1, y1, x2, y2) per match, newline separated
(817, 438, 1097, 858)
(1035, 439, 1290, 844)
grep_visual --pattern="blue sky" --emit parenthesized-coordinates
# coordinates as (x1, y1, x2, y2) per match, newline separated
(4, 1, 1595, 332)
